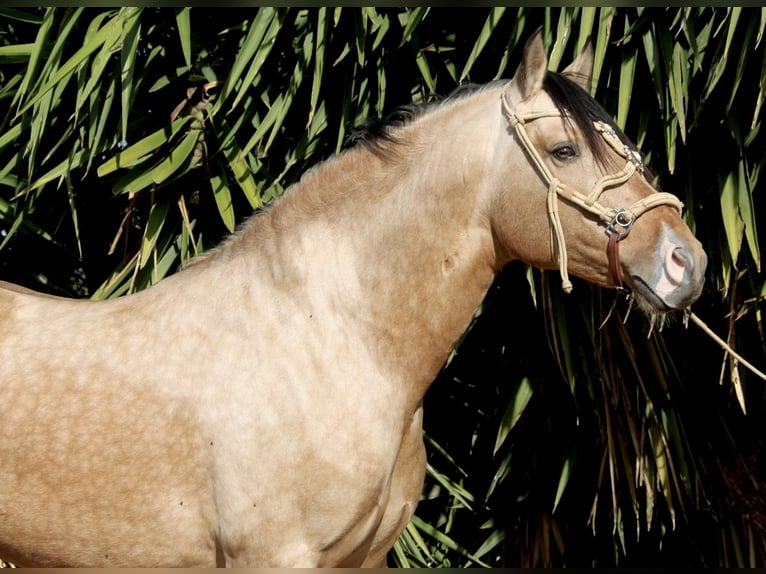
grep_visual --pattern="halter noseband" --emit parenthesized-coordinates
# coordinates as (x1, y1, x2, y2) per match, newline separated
(500, 90, 684, 294)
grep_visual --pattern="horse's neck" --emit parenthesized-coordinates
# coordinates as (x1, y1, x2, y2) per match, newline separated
(225, 97, 499, 407)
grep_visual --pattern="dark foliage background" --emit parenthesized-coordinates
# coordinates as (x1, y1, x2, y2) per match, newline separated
(1, 7, 765, 566)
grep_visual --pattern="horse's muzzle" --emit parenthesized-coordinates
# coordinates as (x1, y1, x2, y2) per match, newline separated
(629, 229, 707, 311)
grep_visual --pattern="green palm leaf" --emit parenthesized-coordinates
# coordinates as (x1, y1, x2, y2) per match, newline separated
(1, 7, 765, 568)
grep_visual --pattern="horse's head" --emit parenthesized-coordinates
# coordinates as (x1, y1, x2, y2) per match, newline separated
(491, 30, 706, 312)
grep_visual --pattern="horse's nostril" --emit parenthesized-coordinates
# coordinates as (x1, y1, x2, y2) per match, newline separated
(664, 245, 687, 286)
(672, 247, 690, 269)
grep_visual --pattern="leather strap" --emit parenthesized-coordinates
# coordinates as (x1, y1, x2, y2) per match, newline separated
(607, 229, 628, 292)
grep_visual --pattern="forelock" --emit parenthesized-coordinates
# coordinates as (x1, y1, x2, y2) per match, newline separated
(543, 71, 638, 169)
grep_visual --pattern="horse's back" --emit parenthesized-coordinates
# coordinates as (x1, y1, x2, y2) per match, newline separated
(0, 281, 220, 566)
(0, 280, 58, 297)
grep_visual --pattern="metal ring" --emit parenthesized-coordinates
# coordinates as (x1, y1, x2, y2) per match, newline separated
(606, 208, 634, 239)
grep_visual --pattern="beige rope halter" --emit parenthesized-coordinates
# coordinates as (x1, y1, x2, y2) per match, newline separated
(500, 90, 684, 294)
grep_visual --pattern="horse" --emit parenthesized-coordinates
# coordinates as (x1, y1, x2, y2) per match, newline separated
(0, 31, 706, 567)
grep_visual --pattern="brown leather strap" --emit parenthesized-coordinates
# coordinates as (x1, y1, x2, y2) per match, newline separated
(607, 230, 629, 293)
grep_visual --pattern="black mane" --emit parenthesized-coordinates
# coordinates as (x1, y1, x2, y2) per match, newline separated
(345, 82, 502, 154)
(348, 73, 640, 168)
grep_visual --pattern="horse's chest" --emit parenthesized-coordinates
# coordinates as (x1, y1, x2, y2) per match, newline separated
(208, 398, 421, 566)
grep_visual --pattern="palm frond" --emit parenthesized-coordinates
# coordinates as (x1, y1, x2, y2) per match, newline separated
(1, 7, 765, 567)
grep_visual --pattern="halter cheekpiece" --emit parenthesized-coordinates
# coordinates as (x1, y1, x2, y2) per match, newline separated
(500, 90, 684, 294)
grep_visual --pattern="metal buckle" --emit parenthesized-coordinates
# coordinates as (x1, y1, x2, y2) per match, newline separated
(606, 208, 634, 240)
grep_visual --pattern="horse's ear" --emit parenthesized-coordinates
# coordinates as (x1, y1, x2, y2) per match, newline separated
(507, 28, 548, 101)
(562, 41, 594, 93)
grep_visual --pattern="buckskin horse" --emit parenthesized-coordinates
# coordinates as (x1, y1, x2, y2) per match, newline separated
(0, 31, 706, 567)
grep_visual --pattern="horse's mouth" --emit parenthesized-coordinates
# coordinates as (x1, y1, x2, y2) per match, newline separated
(629, 275, 676, 313)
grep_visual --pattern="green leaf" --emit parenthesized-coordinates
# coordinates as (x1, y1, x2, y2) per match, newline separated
(665, 33, 689, 142)
(494, 376, 534, 454)
(616, 20, 636, 129)
(0, 7, 44, 24)
(111, 161, 161, 196)
(740, 160, 761, 271)
(753, 44, 766, 129)
(12, 7, 57, 110)
(460, 7, 506, 82)
(552, 454, 574, 513)
(150, 129, 199, 185)
(720, 167, 745, 268)
(590, 7, 614, 94)
(218, 8, 284, 115)
(0, 122, 24, 153)
(216, 116, 261, 209)
(414, 43, 435, 97)
(175, 8, 192, 68)
(642, 22, 665, 111)
(548, 7, 574, 72)
(97, 116, 193, 176)
(241, 29, 312, 158)
(0, 43, 34, 64)
(26, 74, 55, 175)
(395, 521, 435, 566)
(16, 9, 118, 116)
(703, 7, 741, 101)
(75, 11, 128, 113)
(90, 251, 140, 300)
(399, 6, 430, 47)
(0, 72, 22, 102)
(369, 7, 391, 51)
(209, 156, 236, 232)
(354, 9, 367, 66)
(649, 419, 675, 528)
(86, 67, 118, 173)
(308, 7, 329, 126)
(64, 167, 82, 258)
(471, 528, 506, 562)
(485, 449, 512, 502)
(22, 149, 85, 196)
(409, 515, 491, 568)
(425, 462, 474, 510)
(726, 14, 757, 115)
(120, 9, 142, 141)
(663, 113, 678, 174)
(575, 7, 597, 57)
(139, 198, 170, 269)
(758, 7, 766, 46)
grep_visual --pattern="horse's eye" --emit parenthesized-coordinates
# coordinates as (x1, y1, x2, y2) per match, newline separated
(552, 144, 578, 162)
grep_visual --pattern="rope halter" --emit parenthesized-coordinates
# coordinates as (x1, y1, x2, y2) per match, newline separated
(500, 90, 684, 294)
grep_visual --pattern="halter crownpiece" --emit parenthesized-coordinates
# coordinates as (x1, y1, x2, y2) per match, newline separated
(500, 90, 684, 294)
